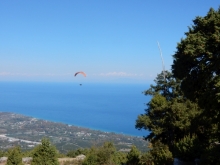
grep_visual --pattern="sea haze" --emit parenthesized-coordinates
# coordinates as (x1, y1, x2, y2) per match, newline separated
(0, 82, 151, 136)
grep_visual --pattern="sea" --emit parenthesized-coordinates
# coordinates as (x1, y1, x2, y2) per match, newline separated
(0, 82, 151, 137)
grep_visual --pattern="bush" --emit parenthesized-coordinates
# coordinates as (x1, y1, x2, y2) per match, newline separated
(174, 134, 202, 161)
(149, 141, 173, 165)
(31, 138, 59, 165)
(6, 146, 23, 165)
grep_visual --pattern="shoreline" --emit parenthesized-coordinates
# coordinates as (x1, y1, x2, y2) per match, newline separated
(1, 111, 146, 137)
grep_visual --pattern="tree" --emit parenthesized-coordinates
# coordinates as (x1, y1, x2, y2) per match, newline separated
(66, 148, 89, 158)
(6, 146, 23, 165)
(139, 142, 173, 165)
(172, 7, 220, 142)
(96, 142, 116, 165)
(136, 71, 201, 153)
(173, 134, 202, 162)
(82, 142, 126, 165)
(31, 138, 59, 165)
(82, 147, 98, 165)
(126, 145, 140, 165)
(0, 150, 5, 157)
(149, 141, 173, 165)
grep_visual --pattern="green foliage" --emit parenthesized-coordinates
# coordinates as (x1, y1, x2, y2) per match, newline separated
(171, 7, 220, 162)
(6, 146, 23, 165)
(115, 151, 127, 165)
(172, 7, 220, 142)
(150, 141, 173, 165)
(172, 7, 220, 102)
(96, 142, 116, 164)
(82, 142, 127, 165)
(174, 134, 202, 161)
(126, 145, 141, 165)
(0, 150, 5, 157)
(66, 148, 89, 158)
(31, 138, 59, 165)
(142, 141, 173, 165)
(139, 151, 154, 165)
(136, 71, 201, 152)
(82, 147, 98, 165)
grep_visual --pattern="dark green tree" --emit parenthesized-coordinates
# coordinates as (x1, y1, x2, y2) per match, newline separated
(0, 150, 5, 157)
(172, 7, 220, 143)
(82, 147, 98, 165)
(173, 134, 202, 161)
(82, 142, 126, 165)
(136, 71, 201, 153)
(31, 138, 59, 165)
(149, 141, 173, 165)
(96, 142, 116, 165)
(6, 146, 23, 165)
(139, 142, 173, 165)
(126, 145, 140, 165)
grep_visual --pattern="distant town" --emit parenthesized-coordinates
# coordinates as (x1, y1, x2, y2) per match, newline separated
(0, 112, 148, 153)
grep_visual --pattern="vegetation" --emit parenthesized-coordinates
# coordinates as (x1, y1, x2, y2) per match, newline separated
(136, 6, 220, 164)
(6, 146, 23, 165)
(82, 142, 127, 165)
(31, 138, 59, 165)
(126, 145, 140, 165)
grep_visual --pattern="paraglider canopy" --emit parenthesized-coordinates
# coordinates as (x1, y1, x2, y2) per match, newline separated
(75, 71, 86, 77)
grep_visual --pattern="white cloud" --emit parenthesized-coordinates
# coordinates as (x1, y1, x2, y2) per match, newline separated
(98, 72, 144, 77)
(0, 72, 73, 77)
(0, 72, 11, 76)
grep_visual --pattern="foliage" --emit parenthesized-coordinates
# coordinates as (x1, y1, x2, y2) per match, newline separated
(126, 145, 141, 165)
(200, 144, 220, 165)
(141, 141, 173, 165)
(96, 142, 117, 164)
(82, 142, 127, 165)
(150, 141, 173, 165)
(139, 151, 154, 165)
(6, 146, 23, 165)
(82, 147, 98, 165)
(170, 7, 220, 162)
(136, 71, 201, 153)
(115, 151, 127, 165)
(0, 150, 5, 157)
(31, 138, 59, 165)
(173, 134, 202, 161)
(66, 148, 89, 158)
(172, 7, 220, 142)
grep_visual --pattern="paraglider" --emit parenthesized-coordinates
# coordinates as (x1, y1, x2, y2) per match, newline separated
(74, 71, 86, 77)
(75, 72, 86, 86)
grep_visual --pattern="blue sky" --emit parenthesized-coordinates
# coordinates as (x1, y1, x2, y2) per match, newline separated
(0, 1, 219, 83)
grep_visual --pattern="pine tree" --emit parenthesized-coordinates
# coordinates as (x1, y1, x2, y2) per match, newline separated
(31, 138, 59, 165)
(136, 71, 201, 152)
(172, 7, 220, 143)
(6, 146, 23, 165)
(171, 7, 220, 163)
(126, 145, 140, 165)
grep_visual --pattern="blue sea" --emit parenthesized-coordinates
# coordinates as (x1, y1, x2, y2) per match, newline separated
(0, 82, 151, 137)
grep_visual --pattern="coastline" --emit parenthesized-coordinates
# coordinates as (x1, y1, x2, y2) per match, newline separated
(0, 82, 150, 137)
(0, 112, 149, 152)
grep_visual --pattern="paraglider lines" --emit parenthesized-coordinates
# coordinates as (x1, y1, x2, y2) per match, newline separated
(157, 41, 166, 81)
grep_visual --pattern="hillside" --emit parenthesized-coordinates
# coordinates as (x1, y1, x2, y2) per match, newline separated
(0, 112, 148, 153)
